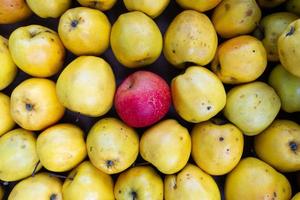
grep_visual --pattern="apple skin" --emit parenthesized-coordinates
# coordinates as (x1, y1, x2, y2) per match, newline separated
(114, 71, 171, 128)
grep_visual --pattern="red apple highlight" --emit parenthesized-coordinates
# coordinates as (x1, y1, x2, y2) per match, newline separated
(114, 71, 171, 128)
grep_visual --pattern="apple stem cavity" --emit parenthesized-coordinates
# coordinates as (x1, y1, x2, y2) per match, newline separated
(289, 141, 298, 152)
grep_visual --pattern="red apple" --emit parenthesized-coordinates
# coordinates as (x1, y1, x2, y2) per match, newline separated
(114, 71, 171, 128)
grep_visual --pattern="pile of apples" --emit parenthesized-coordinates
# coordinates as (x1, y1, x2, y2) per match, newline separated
(1, 0, 300, 199)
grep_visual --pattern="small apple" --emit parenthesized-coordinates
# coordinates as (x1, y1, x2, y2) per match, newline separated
(10, 78, 65, 131)
(0, 128, 42, 182)
(87, 118, 139, 174)
(58, 7, 111, 56)
(8, 173, 63, 200)
(9, 25, 65, 77)
(37, 123, 87, 172)
(114, 71, 171, 128)
(114, 166, 163, 200)
(77, 0, 117, 11)
(26, 0, 71, 18)
(0, 0, 32, 24)
(63, 161, 115, 200)
(0, 35, 17, 90)
(0, 93, 15, 136)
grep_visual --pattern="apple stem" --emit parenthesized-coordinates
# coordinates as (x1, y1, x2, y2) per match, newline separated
(31, 161, 40, 177)
(131, 161, 149, 167)
(47, 172, 74, 180)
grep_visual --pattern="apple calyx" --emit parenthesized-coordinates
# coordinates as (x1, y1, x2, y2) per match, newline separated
(50, 193, 58, 200)
(130, 191, 138, 200)
(25, 103, 34, 111)
(289, 141, 298, 152)
(106, 160, 114, 168)
(71, 20, 79, 28)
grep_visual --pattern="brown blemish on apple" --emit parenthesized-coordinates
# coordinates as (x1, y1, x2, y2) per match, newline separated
(50, 194, 57, 200)
(219, 137, 224, 142)
(245, 9, 253, 17)
(225, 3, 230, 11)
(286, 26, 295, 37)
(89, 146, 93, 152)
(180, 136, 183, 141)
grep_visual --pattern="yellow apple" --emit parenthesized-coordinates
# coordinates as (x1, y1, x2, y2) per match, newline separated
(123, 0, 170, 18)
(8, 173, 63, 200)
(165, 164, 221, 200)
(0, 0, 32, 24)
(0, 35, 17, 90)
(114, 166, 164, 200)
(10, 78, 65, 131)
(211, 35, 267, 84)
(224, 82, 281, 136)
(9, 25, 65, 77)
(37, 123, 87, 172)
(292, 192, 300, 200)
(58, 7, 111, 56)
(0, 128, 42, 182)
(140, 119, 191, 174)
(63, 161, 115, 200)
(87, 118, 139, 174)
(163, 10, 217, 68)
(176, 0, 222, 12)
(225, 157, 291, 200)
(255, 120, 300, 172)
(26, 0, 71, 18)
(212, 0, 262, 38)
(56, 56, 115, 117)
(77, 0, 117, 11)
(171, 66, 226, 123)
(191, 120, 244, 175)
(110, 11, 162, 68)
(0, 93, 15, 136)
(278, 19, 300, 77)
